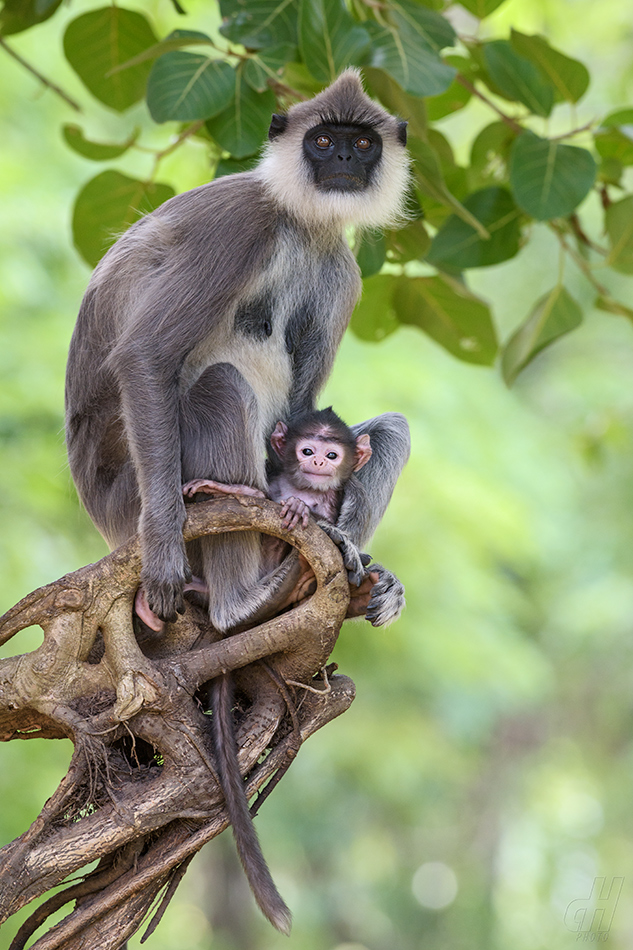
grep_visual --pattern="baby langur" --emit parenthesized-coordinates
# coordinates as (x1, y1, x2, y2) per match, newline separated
(144, 410, 370, 628)
(268, 407, 372, 530)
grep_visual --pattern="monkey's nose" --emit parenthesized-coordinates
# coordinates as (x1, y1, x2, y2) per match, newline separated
(337, 153, 352, 161)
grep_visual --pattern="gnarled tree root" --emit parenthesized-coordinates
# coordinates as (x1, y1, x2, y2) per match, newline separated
(0, 496, 354, 949)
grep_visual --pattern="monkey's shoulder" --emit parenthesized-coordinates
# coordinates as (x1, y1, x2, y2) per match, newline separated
(152, 173, 270, 228)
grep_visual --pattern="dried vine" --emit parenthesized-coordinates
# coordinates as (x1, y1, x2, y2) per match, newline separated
(0, 495, 355, 949)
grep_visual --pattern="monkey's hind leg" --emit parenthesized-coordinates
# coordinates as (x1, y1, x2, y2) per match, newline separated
(180, 362, 295, 632)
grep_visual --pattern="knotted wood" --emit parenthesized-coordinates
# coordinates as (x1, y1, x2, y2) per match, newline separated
(0, 496, 355, 950)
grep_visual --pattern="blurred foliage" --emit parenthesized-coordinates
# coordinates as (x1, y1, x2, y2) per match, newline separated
(3, 1, 633, 950)
(1, 0, 633, 381)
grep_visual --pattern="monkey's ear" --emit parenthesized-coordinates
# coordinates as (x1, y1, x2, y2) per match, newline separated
(270, 421, 288, 457)
(397, 121, 408, 146)
(268, 114, 288, 140)
(353, 433, 372, 472)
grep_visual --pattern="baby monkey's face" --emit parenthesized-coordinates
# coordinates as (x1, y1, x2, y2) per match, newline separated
(294, 437, 350, 488)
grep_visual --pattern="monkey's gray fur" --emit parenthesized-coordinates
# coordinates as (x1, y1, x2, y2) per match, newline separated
(65, 69, 411, 933)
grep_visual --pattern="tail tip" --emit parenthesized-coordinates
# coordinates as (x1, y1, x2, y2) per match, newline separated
(270, 905, 292, 936)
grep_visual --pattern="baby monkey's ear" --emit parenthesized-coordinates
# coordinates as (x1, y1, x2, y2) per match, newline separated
(353, 433, 372, 472)
(270, 421, 288, 458)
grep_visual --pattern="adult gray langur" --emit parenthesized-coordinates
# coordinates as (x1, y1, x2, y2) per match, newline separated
(66, 68, 411, 634)
(65, 69, 411, 933)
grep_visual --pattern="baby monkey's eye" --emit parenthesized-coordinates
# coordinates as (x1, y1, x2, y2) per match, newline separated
(355, 137, 371, 150)
(326, 452, 338, 460)
(302, 448, 314, 456)
(315, 134, 333, 148)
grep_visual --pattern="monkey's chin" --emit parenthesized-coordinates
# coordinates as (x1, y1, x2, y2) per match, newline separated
(298, 472, 338, 491)
(317, 176, 365, 192)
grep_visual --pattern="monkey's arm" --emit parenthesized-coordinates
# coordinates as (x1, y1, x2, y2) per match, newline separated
(336, 413, 410, 626)
(114, 344, 191, 621)
(339, 412, 410, 547)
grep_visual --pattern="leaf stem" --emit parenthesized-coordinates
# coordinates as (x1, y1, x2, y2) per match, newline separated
(0, 37, 82, 112)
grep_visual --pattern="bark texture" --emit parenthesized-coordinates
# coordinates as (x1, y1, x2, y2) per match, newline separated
(0, 496, 354, 949)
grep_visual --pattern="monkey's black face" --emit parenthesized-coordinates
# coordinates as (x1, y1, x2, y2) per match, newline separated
(303, 123, 383, 192)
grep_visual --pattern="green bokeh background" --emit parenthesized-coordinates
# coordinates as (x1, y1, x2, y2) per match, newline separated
(3, 1, 633, 948)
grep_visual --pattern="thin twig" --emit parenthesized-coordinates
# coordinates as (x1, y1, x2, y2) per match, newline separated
(0, 38, 81, 112)
(550, 119, 596, 141)
(550, 221, 611, 296)
(455, 74, 524, 133)
(150, 120, 205, 178)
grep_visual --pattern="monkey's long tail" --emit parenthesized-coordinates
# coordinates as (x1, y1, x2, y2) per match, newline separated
(211, 673, 292, 935)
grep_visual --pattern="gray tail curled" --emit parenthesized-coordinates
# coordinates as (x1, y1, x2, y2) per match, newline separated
(211, 674, 292, 935)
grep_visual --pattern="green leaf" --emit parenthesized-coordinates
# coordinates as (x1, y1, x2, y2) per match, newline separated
(298, 0, 370, 83)
(107, 31, 215, 75)
(363, 67, 427, 140)
(386, 218, 431, 263)
(366, 3, 456, 100)
(598, 156, 623, 186)
(72, 171, 175, 268)
(595, 129, 633, 167)
(394, 274, 498, 364)
(408, 136, 491, 239)
(63, 8, 158, 112)
(426, 187, 521, 271)
(206, 77, 276, 158)
(425, 58, 472, 121)
(482, 39, 555, 117)
(501, 286, 582, 384)
(509, 130, 596, 220)
(147, 53, 235, 123)
(0, 0, 62, 35)
(244, 44, 296, 92)
(391, 0, 456, 51)
(601, 108, 633, 128)
(458, 0, 508, 18)
(606, 195, 633, 274)
(214, 155, 260, 179)
(469, 121, 516, 187)
(356, 231, 386, 278)
(62, 125, 138, 161)
(350, 274, 399, 343)
(219, 0, 299, 48)
(510, 29, 589, 104)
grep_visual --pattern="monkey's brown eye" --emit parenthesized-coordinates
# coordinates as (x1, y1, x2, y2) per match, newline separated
(326, 452, 338, 460)
(302, 448, 314, 456)
(355, 137, 371, 150)
(315, 135, 333, 149)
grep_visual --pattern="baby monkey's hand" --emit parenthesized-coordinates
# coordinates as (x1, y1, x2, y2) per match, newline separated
(279, 496, 311, 529)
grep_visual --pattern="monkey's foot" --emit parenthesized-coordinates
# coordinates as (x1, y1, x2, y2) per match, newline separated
(316, 522, 368, 587)
(279, 496, 311, 529)
(364, 563, 405, 627)
(135, 577, 208, 632)
(183, 479, 266, 500)
(346, 570, 379, 618)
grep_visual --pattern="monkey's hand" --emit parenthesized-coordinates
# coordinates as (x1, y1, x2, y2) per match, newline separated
(279, 496, 311, 529)
(316, 521, 370, 587)
(364, 563, 405, 627)
(183, 478, 266, 499)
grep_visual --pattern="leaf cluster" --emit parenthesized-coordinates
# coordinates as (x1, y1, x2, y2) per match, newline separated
(2, 0, 633, 381)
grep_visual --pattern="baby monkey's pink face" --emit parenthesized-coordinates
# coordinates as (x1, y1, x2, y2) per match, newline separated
(295, 437, 348, 484)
